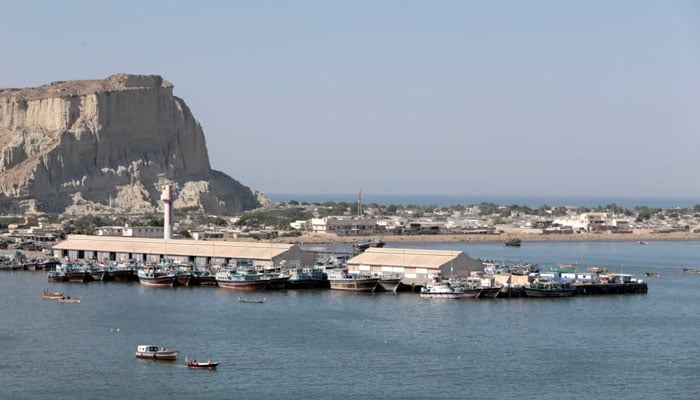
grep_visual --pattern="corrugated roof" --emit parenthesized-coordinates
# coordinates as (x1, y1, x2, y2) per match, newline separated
(53, 235, 295, 260)
(347, 247, 478, 269)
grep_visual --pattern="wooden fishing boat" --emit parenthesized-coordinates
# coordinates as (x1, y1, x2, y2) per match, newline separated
(137, 268, 177, 287)
(187, 360, 219, 369)
(135, 345, 178, 361)
(42, 290, 64, 299)
(327, 271, 379, 292)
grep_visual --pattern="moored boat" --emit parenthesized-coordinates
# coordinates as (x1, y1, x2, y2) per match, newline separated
(374, 273, 402, 292)
(135, 345, 178, 361)
(137, 268, 176, 287)
(523, 278, 575, 298)
(327, 271, 379, 292)
(352, 239, 385, 255)
(644, 272, 660, 277)
(215, 269, 270, 291)
(59, 262, 94, 283)
(47, 270, 66, 282)
(285, 266, 328, 289)
(420, 282, 463, 299)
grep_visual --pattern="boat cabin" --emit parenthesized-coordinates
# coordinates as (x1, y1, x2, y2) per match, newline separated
(137, 345, 160, 353)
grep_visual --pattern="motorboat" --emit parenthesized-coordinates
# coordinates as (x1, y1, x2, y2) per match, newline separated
(135, 345, 178, 361)
(187, 360, 219, 369)
(419, 282, 463, 299)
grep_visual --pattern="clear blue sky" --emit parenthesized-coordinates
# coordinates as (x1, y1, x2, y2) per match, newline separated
(2, 1, 699, 198)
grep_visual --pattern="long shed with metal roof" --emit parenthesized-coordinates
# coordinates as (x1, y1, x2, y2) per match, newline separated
(52, 235, 315, 267)
(345, 247, 485, 285)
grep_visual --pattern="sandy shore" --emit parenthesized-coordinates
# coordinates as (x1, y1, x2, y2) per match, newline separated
(271, 230, 700, 245)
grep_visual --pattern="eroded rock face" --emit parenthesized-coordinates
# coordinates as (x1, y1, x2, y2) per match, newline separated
(0, 74, 261, 214)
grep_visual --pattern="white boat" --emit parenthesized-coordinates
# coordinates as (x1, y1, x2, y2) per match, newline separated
(135, 345, 178, 361)
(420, 282, 463, 299)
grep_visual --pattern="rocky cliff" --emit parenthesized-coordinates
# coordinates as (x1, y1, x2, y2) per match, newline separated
(0, 73, 263, 214)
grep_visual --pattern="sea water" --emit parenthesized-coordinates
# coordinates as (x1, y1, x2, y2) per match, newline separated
(1, 240, 699, 400)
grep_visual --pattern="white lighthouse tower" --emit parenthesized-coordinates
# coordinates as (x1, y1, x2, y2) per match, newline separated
(160, 184, 173, 240)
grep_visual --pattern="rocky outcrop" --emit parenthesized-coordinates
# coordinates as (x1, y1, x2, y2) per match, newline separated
(0, 73, 262, 214)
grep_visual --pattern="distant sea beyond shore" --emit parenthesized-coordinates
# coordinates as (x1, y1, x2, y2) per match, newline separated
(268, 193, 700, 209)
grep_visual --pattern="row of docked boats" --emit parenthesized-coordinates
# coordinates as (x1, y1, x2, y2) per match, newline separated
(44, 259, 404, 293)
(420, 276, 576, 299)
(420, 276, 502, 299)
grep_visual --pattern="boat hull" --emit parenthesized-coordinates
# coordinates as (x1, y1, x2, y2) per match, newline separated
(523, 288, 575, 298)
(110, 269, 136, 282)
(216, 280, 270, 291)
(478, 287, 502, 298)
(47, 271, 66, 282)
(65, 271, 94, 283)
(138, 276, 176, 287)
(420, 292, 463, 299)
(328, 278, 379, 292)
(376, 278, 401, 293)
(135, 351, 178, 361)
(187, 361, 218, 369)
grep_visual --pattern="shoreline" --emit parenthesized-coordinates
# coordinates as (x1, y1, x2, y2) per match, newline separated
(270, 231, 700, 245)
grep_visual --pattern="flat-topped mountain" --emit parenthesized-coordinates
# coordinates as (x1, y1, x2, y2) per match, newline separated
(0, 73, 265, 214)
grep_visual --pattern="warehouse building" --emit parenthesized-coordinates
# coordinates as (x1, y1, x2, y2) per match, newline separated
(52, 235, 315, 267)
(345, 247, 485, 285)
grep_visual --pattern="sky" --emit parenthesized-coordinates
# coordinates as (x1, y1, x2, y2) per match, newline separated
(2, 1, 699, 199)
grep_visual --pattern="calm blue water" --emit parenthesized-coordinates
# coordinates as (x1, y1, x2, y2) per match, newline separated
(2, 240, 699, 400)
(269, 193, 700, 208)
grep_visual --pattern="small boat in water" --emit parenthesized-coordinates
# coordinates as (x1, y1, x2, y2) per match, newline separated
(644, 272, 660, 277)
(42, 290, 64, 299)
(58, 296, 81, 303)
(187, 360, 219, 369)
(681, 268, 700, 274)
(135, 345, 178, 361)
(504, 238, 522, 247)
(238, 297, 265, 303)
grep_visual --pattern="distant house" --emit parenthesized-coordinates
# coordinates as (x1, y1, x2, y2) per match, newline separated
(310, 217, 381, 236)
(96, 224, 164, 238)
